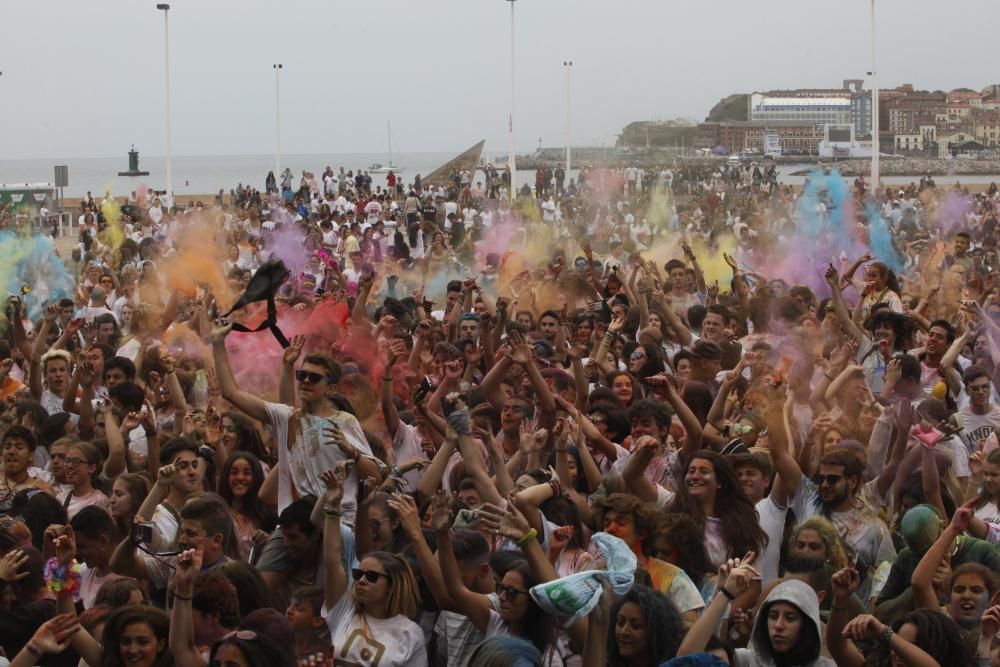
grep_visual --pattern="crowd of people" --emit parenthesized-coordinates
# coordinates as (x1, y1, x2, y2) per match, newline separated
(0, 158, 999, 667)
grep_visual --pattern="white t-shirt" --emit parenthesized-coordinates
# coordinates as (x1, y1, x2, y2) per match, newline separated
(755, 495, 788, 585)
(323, 593, 427, 667)
(434, 594, 500, 667)
(264, 402, 373, 522)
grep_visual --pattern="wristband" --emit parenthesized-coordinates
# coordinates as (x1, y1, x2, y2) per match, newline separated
(173, 593, 193, 601)
(382, 376, 393, 382)
(879, 626, 894, 644)
(516, 528, 538, 548)
(44, 557, 83, 597)
(719, 587, 736, 601)
(323, 506, 342, 518)
(25, 642, 42, 658)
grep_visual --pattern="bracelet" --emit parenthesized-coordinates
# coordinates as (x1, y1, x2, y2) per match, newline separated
(25, 642, 42, 658)
(516, 528, 538, 548)
(831, 604, 851, 611)
(323, 506, 342, 517)
(44, 557, 83, 597)
(382, 376, 393, 382)
(549, 480, 562, 498)
(824, 373, 836, 381)
(173, 593, 193, 601)
(879, 626, 894, 644)
(719, 587, 736, 601)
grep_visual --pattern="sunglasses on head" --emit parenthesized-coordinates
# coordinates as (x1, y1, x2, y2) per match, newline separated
(352, 568, 389, 584)
(295, 370, 334, 384)
(495, 582, 529, 600)
(812, 473, 844, 486)
(222, 630, 258, 642)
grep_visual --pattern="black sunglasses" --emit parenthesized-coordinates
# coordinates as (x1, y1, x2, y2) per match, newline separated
(352, 568, 389, 584)
(496, 583, 529, 600)
(295, 370, 334, 384)
(812, 473, 844, 486)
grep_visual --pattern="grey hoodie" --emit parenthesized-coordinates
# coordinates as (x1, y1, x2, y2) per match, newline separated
(733, 580, 835, 667)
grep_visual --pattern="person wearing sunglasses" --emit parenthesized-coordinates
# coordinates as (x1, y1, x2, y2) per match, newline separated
(320, 464, 426, 666)
(211, 324, 378, 588)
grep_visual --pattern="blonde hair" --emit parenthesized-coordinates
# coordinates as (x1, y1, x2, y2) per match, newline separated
(790, 517, 849, 570)
(40, 349, 72, 370)
(356, 551, 420, 620)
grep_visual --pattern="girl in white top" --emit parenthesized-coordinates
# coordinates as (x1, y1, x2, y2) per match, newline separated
(321, 464, 427, 667)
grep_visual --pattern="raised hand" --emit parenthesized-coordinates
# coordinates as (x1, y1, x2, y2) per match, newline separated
(323, 426, 359, 464)
(387, 492, 422, 539)
(0, 548, 29, 583)
(174, 546, 204, 599)
(830, 567, 860, 604)
(428, 490, 453, 533)
(155, 463, 179, 490)
(841, 614, 889, 642)
(824, 263, 840, 288)
(718, 552, 759, 597)
(283, 335, 306, 366)
(29, 613, 81, 656)
(320, 462, 347, 509)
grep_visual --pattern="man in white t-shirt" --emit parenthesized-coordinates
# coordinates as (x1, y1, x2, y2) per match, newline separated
(958, 364, 1000, 456)
(212, 325, 378, 588)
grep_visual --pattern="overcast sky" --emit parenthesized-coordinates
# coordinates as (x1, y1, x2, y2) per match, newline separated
(2, 0, 998, 160)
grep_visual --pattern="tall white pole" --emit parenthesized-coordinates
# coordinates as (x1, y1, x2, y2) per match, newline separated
(274, 64, 282, 177)
(564, 60, 572, 173)
(507, 0, 517, 190)
(157, 4, 173, 204)
(870, 0, 879, 190)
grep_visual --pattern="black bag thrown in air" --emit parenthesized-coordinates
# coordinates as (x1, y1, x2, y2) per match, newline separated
(219, 258, 291, 348)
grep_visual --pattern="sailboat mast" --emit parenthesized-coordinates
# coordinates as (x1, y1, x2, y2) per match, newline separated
(387, 121, 392, 167)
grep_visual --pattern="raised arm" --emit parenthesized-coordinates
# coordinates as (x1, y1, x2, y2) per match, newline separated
(824, 265, 867, 343)
(434, 494, 493, 633)
(911, 499, 971, 610)
(321, 465, 349, 610)
(678, 554, 760, 656)
(169, 547, 208, 667)
(278, 335, 305, 408)
(826, 567, 865, 667)
(621, 437, 664, 504)
(210, 323, 269, 423)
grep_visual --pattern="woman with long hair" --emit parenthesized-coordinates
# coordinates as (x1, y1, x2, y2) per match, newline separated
(607, 585, 686, 667)
(57, 604, 173, 667)
(667, 449, 768, 571)
(217, 411, 271, 466)
(109, 473, 150, 542)
(217, 451, 276, 562)
(320, 466, 426, 665)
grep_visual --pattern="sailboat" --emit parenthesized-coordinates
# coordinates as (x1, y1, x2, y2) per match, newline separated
(369, 121, 404, 173)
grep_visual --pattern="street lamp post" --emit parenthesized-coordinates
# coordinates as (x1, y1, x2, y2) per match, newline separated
(507, 0, 517, 188)
(564, 60, 572, 172)
(869, 0, 879, 190)
(156, 3, 172, 204)
(274, 64, 282, 177)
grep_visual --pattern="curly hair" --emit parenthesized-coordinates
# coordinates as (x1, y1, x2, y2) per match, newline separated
(668, 450, 767, 560)
(608, 585, 685, 666)
(653, 514, 713, 589)
(789, 516, 849, 571)
(591, 493, 660, 554)
(865, 609, 974, 667)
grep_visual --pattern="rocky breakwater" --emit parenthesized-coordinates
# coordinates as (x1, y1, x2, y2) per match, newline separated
(792, 158, 1000, 177)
